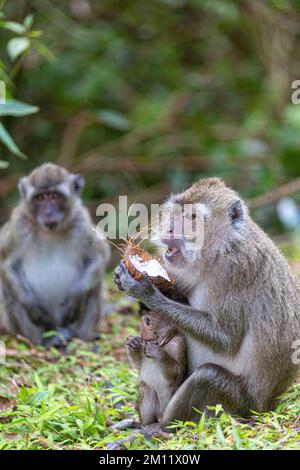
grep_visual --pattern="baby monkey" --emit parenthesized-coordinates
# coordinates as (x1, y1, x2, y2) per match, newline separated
(126, 306, 186, 426)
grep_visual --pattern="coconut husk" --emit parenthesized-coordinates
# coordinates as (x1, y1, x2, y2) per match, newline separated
(123, 245, 174, 293)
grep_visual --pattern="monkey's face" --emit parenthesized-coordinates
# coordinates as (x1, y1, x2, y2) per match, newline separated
(18, 164, 85, 232)
(155, 202, 207, 268)
(30, 190, 68, 231)
(155, 178, 247, 270)
(140, 312, 176, 344)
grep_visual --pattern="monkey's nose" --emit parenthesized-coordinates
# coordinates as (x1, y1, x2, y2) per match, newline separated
(161, 236, 182, 247)
(161, 236, 173, 247)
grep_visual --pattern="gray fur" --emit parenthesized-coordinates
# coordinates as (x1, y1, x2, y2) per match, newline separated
(115, 177, 300, 421)
(0, 164, 110, 347)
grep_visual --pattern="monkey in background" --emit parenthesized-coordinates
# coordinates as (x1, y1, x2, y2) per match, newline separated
(0, 163, 110, 348)
(126, 306, 186, 425)
(115, 177, 300, 423)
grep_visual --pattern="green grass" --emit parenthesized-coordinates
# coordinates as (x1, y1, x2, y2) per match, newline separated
(0, 279, 299, 450)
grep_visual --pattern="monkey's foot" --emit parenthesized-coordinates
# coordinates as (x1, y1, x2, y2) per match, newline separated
(143, 423, 170, 438)
(43, 327, 73, 350)
(110, 418, 139, 430)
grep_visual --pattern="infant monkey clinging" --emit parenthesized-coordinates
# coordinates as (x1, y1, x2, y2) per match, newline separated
(126, 306, 186, 426)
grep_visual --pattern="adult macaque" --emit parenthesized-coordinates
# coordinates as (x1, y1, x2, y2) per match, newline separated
(126, 306, 186, 425)
(0, 163, 110, 348)
(115, 177, 300, 423)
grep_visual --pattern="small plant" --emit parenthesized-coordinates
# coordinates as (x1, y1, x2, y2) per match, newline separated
(0, 1, 52, 164)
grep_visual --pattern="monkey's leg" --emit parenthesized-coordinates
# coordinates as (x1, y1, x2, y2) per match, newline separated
(43, 327, 74, 350)
(162, 363, 254, 425)
(138, 382, 160, 426)
(2, 267, 49, 327)
(67, 287, 101, 341)
(2, 289, 43, 344)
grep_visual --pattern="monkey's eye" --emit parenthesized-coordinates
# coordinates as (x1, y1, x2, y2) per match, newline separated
(144, 317, 151, 326)
(34, 194, 45, 202)
(185, 212, 197, 221)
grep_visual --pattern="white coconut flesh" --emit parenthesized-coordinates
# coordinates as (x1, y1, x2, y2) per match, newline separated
(128, 254, 171, 281)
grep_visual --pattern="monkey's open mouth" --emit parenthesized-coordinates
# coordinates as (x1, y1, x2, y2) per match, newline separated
(165, 245, 180, 261)
(44, 221, 59, 231)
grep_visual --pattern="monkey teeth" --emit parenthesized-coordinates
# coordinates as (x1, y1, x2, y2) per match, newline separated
(166, 246, 180, 259)
(128, 254, 171, 281)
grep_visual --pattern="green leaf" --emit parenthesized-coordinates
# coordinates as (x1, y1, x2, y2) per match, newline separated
(29, 30, 42, 38)
(232, 425, 242, 449)
(30, 390, 50, 406)
(7, 37, 30, 60)
(18, 386, 31, 403)
(32, 39, 55, 60)
(216, 422, 227, 446)
(0, 160, 9, 168)
(0, 122, 27, 159)
(34, 372, 43, 390)
(0, 99, 39, 116)
(197, 411, 206, 431)
(23, 14, 34, 30)
(0, 20, 26, 34)
(96, 109, 130, 131)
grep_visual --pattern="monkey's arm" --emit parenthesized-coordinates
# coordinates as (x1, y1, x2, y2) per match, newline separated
(145, 337, 186, 382)
(2, 259, 49, 326)
(125, 336, 144, 369)
(59, 238, 109, 340)
(0, 218, 43, 314)
(72, 257, 103, 297)
(115, 262, 244, 353)
(62, 232, 109, 307)
(0, 222, 14, 261)
(60, 250, 106, 323)
(1, 284, 44, 344)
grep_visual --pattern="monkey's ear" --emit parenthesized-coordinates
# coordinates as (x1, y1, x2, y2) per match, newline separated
(71, 174, 85, 195)
(18, 177, 28, 199)
(229, 200, 244, 224)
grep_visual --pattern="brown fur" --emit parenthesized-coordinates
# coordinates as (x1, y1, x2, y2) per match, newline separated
(126, 310, 186, 425)
(148, 177, 300, 421)
(27, 163, 70, 189)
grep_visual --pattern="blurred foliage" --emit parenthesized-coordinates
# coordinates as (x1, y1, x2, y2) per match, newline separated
(0, 6, 42, 162)
(1, 0, 300, 233)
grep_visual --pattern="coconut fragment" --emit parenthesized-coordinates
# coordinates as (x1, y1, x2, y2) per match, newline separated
(123, 244, 174, 292)
(128, 254, 171, 281)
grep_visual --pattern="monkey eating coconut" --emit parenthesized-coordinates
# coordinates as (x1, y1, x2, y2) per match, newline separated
(124, 246, 174, 293)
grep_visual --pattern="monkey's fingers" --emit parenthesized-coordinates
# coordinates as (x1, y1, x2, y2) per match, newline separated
(144, 343, 159, 358)
(140, 272, 157, 292)
(132, 337, 143, 347)
(126, 335, 139, 346)
(113, 265, 125, 291)
(119, 259, 132, 276)
(126, 335, 136, 342)
(114, 265, 122, 276)
(126, 336, 143, 351)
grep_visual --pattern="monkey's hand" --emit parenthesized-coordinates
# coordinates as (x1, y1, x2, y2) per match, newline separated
(43, 327, 73, 350)
(27, 303, 51, 327)
(125, 335, 144, 368)
(114, 261, 160, 307)
(126, 335, 143, 353)
(144, 342, 164, 360)
(60, 296, 80, 323)
(114, 264, 125, 291)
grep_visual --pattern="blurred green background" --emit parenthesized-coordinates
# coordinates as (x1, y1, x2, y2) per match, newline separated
(1, 0, 300, 258)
